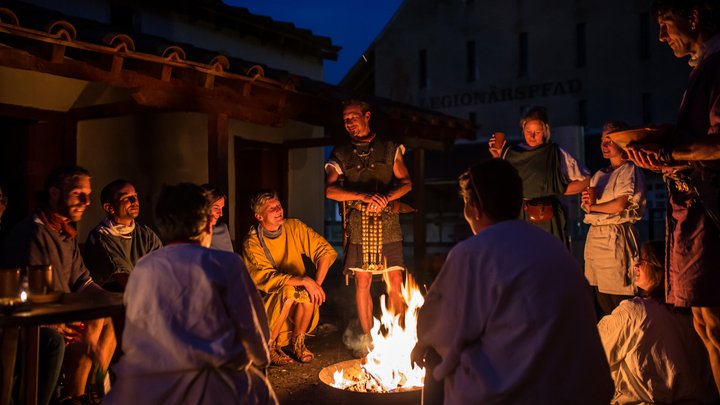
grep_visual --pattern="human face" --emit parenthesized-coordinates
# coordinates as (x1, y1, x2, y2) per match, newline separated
(53, 175, 91, 223)
(658, 11, 699, 59)
(600, 132, 624, 160)
(256, 197, 284, 231)
(634, 258, 652, 292)
(343, 104, 371, 139)
(210, 197, 225, 227)
(523, 120, 546, 148)
(110, 183, 139, 226)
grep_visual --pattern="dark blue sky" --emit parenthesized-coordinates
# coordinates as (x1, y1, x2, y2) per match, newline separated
(226, 1, 403, 84)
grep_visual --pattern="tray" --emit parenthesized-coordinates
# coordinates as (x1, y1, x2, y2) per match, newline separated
(29, 291, 63, 304)
(607, 127, 669, 150)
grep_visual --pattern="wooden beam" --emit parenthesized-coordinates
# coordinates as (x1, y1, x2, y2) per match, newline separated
(0, 103, 65, 121)
(283, 136, 344, 149)
(68, 101, 145, 120)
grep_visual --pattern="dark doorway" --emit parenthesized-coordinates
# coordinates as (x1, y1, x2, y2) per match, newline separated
(233, 138, 288, 242)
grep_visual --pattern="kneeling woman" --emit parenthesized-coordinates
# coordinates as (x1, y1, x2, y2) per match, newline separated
(597, 241, 717, 404)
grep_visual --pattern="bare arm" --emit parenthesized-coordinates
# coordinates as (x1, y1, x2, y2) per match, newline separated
(564, 177, 590, 195)
(581, 193, 630, 214)
(314, 254, 333, 286)
(325, 151, 413, 212)
(671, 136, 720, 161)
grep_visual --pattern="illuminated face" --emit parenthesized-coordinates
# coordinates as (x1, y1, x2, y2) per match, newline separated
(53, 175, 91, 223)
(210, 197, 225, 227)
(110, 183, 139, 225)
(600, 132, 624, 160)
(634, 258, 652, 292)
(523, 120, 546, 148)
(657, 11, 697, 58)
(256, 197, 284, 231)
(343, 104, 371, 139)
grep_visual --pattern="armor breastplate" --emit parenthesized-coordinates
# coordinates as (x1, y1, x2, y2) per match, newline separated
(330, 137, 403, 244)
(333, 138, 395, 194)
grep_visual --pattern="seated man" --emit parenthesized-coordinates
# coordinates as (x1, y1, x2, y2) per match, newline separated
(83, 179, 162, 291)
(242, 190, 337, 364)
(1, 166, 116, 404)
(105, 183, 276, 404)
(412, 159, 613, 404)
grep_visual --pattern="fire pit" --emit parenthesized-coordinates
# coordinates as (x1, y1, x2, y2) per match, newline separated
(317, 275, 425, 405)
(319, 359, 421, 405)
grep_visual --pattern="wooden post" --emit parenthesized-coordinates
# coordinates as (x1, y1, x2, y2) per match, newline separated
(412, 147, 427, 284)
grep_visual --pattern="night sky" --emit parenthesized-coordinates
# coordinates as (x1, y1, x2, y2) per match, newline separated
(226, 0, 403, 84)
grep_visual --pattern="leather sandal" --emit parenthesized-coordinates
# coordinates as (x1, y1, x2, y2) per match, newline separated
(269, 340, 292, 366)
(291, 334, 314, 363)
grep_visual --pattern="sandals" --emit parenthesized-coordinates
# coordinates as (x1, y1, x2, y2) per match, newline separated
(291, 334, 314, 363)
(269, 340, 292, 366)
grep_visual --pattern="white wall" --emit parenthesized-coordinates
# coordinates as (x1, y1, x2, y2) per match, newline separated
(77, 112, 208, 240)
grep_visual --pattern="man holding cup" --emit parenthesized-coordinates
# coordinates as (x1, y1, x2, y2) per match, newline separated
(1, 166, 116, 403)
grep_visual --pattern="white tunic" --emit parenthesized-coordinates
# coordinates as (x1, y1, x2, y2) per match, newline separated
(417, 220, 613, 404)
(105, 243, 277, 405)
(598, 298, 717, 404)
(584, 162, 646, 295)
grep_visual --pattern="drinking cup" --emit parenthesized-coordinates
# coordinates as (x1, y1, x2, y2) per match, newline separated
(28, 264, 53, 295)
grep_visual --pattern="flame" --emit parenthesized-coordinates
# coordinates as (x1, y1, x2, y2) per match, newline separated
(20, 291, 27, 302)
(332, 274, 425, 392)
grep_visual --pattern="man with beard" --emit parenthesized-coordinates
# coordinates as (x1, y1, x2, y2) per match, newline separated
(626, 0, 720, 393)
(1, 166, 116, 404)
(325, 99, 412, 356)
(83, 179, 162, 291)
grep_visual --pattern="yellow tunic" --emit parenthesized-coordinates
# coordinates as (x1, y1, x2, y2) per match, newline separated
(242, 218, 337, 347)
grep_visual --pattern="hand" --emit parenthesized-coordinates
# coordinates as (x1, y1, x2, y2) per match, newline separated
(488, 135, 505, 158)
(580, 190, 591, 213)
(364, 194, 389, 213)
(54, 322, 86, 344)
(301, 277, 326, 305)
(410, 343, 426, 368)
(626, 143, 664, 171)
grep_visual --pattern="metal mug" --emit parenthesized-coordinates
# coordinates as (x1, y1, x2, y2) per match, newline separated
(0, 268, 20, 298)
(28, 264, 53, 295)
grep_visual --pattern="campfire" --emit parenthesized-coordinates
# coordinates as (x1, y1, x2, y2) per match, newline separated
(321, 275, 425, 394)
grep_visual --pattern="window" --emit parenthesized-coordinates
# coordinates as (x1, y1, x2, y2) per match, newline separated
(518, 32, 528, 77)
(639, 13, 650, 60)
(466, 41, 477, 82)
(576, 23, 586, 68)
(419, 49, 428, 89)
(642, 93, 652, 123)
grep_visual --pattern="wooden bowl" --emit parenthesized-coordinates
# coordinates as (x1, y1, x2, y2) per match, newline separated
(607, 127, 669, 150)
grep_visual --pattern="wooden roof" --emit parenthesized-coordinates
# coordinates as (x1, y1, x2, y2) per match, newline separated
(0, 2, 475, 149)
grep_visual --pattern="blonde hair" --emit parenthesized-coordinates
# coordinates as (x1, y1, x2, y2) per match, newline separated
(250, 189, 278, 214)
(520, 106, 551, 143)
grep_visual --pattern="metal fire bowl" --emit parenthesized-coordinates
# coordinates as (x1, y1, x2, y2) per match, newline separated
(318, 359, 421, 405)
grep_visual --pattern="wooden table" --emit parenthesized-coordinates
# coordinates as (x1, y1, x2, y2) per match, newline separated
(0, 292, 124, 405)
